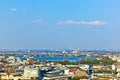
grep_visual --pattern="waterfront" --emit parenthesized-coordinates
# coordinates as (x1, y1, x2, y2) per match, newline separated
(34, 56, 96, 62)
(18, 55, 97, 62)
(0, 50, 119, 80)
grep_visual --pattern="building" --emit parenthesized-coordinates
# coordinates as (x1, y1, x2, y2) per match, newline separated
(43, 70, 68, 80)
(24, 67, 40, 79)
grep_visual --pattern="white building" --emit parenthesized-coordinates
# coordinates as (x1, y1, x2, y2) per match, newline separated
(79, 64, 89, 71)
(24, 67, 40, 79)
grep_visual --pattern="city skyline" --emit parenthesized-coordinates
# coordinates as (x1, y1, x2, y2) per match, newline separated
(0, 0, 120, 49)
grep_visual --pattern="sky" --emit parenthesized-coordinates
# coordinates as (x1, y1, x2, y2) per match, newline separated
(0, 0, 120, 50)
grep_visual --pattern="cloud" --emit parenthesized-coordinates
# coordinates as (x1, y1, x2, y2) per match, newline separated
(11, 8, 17, 12)
(57, 20, 106, 25)
(32, 19, 43, 23)
(79, 21, 106, 25)
(57, 20, 75, 25)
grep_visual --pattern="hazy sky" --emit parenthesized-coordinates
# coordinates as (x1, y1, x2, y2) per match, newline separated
(0, 0, 120, 49)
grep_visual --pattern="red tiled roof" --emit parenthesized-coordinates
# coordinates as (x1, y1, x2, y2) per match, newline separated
(114, 62, 120, 65)
(69, 67, 84, 72)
